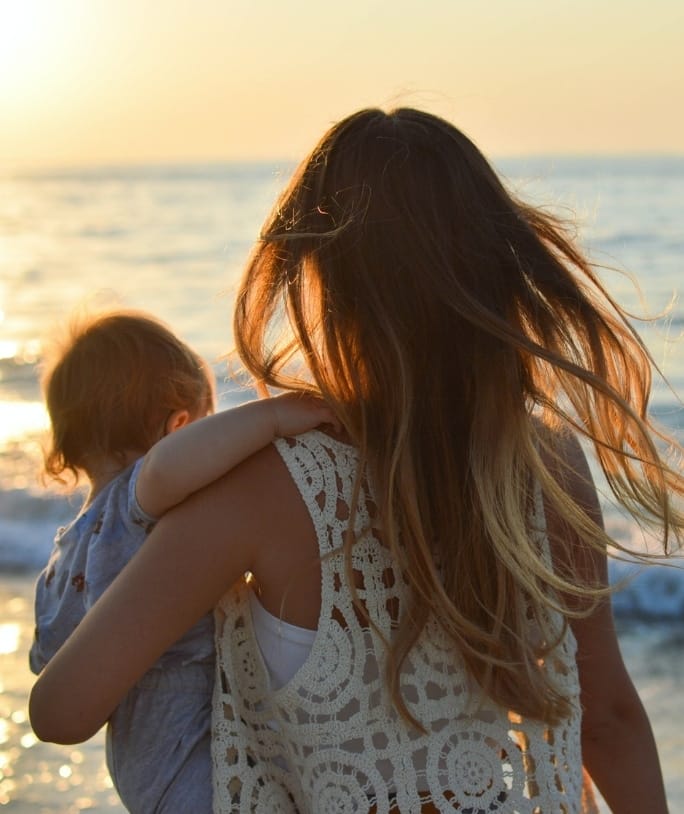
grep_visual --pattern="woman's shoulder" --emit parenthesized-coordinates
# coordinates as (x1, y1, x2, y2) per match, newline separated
(273, 429, 358, 480)
(276, 428, 357, 452)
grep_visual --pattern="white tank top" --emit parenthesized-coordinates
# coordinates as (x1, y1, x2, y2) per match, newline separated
(248, 590, 315, 690)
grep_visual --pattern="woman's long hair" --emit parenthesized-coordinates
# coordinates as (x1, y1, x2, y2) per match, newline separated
(234, 108, 683, 726)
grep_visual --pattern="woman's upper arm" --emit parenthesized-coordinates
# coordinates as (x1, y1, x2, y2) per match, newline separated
(543, 430, 669, 809)
(540, 429, 639, 724)
(29, 445, 277, 744)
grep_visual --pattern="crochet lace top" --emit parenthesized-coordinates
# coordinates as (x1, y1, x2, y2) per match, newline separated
(211, 430, 583, 813)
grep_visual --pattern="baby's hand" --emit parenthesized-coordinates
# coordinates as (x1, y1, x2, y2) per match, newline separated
(267, 392, 340, 438)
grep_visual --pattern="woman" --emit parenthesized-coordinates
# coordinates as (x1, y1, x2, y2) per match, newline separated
(30, 108, 682, 813)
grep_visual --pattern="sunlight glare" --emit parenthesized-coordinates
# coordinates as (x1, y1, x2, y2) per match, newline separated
(0, 341, 18, 359)
(0, 401, 48, 444)
(0, 1, 76, 106)
(0, 624, 20, 655)
(0, 2, 35, 69)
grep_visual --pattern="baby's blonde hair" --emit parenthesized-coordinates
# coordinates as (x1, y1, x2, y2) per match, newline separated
(42, 309, 215, 485)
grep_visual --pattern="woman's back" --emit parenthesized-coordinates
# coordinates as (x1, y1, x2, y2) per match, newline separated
(212, 430, 583, 813)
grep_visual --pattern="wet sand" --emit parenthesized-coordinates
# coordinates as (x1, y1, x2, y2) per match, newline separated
(0, 575, 125, 812)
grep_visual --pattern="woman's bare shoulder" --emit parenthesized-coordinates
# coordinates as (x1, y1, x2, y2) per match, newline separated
(221, 442, 322, 627)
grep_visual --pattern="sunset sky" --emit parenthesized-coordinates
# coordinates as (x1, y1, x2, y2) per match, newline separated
(1, 0, 683, 169)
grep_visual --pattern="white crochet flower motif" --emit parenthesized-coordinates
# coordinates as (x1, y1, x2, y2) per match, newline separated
(240, 776, 296, 814)
(302, 751, 389, 814)
(425, 720, 530, 812)
(303, 622, 354, 697)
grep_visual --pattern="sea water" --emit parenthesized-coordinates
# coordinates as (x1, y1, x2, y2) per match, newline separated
(0, 157, 682, 810)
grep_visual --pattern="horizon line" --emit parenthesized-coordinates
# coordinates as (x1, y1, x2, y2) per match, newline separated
(3, 150, 684, 179)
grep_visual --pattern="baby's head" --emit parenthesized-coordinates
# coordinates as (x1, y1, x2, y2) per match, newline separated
(42, 310, 215, 484)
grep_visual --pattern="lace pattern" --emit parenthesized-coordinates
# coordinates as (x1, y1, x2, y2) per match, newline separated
(211, 430, 583, 813)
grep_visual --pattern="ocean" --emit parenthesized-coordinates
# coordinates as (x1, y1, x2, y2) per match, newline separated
(0, 157, 682, 811)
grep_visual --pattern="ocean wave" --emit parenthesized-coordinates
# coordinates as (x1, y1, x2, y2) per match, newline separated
(610, 559, 684, 621)
(0, 357, 41, 401)
(0, 488, 75, 571)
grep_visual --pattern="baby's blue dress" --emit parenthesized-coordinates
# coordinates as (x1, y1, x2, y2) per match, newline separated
(30, 459, 214, 813)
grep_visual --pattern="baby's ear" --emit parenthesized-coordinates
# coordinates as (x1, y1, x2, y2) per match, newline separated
(165, 409, 191, 435)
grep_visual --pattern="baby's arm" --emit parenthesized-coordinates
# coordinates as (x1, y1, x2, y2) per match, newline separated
(135, 392, 335, 518)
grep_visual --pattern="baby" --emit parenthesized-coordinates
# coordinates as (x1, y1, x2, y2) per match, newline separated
(29, 309, 333, 813)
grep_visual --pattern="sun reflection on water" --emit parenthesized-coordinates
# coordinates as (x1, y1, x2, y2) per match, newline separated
(20, 732, 38, 749)
(0, 624, 19, 655)
(0, 579, 127, 811)
(0, 401, 48, 446)
(0, 340, 18, 359)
